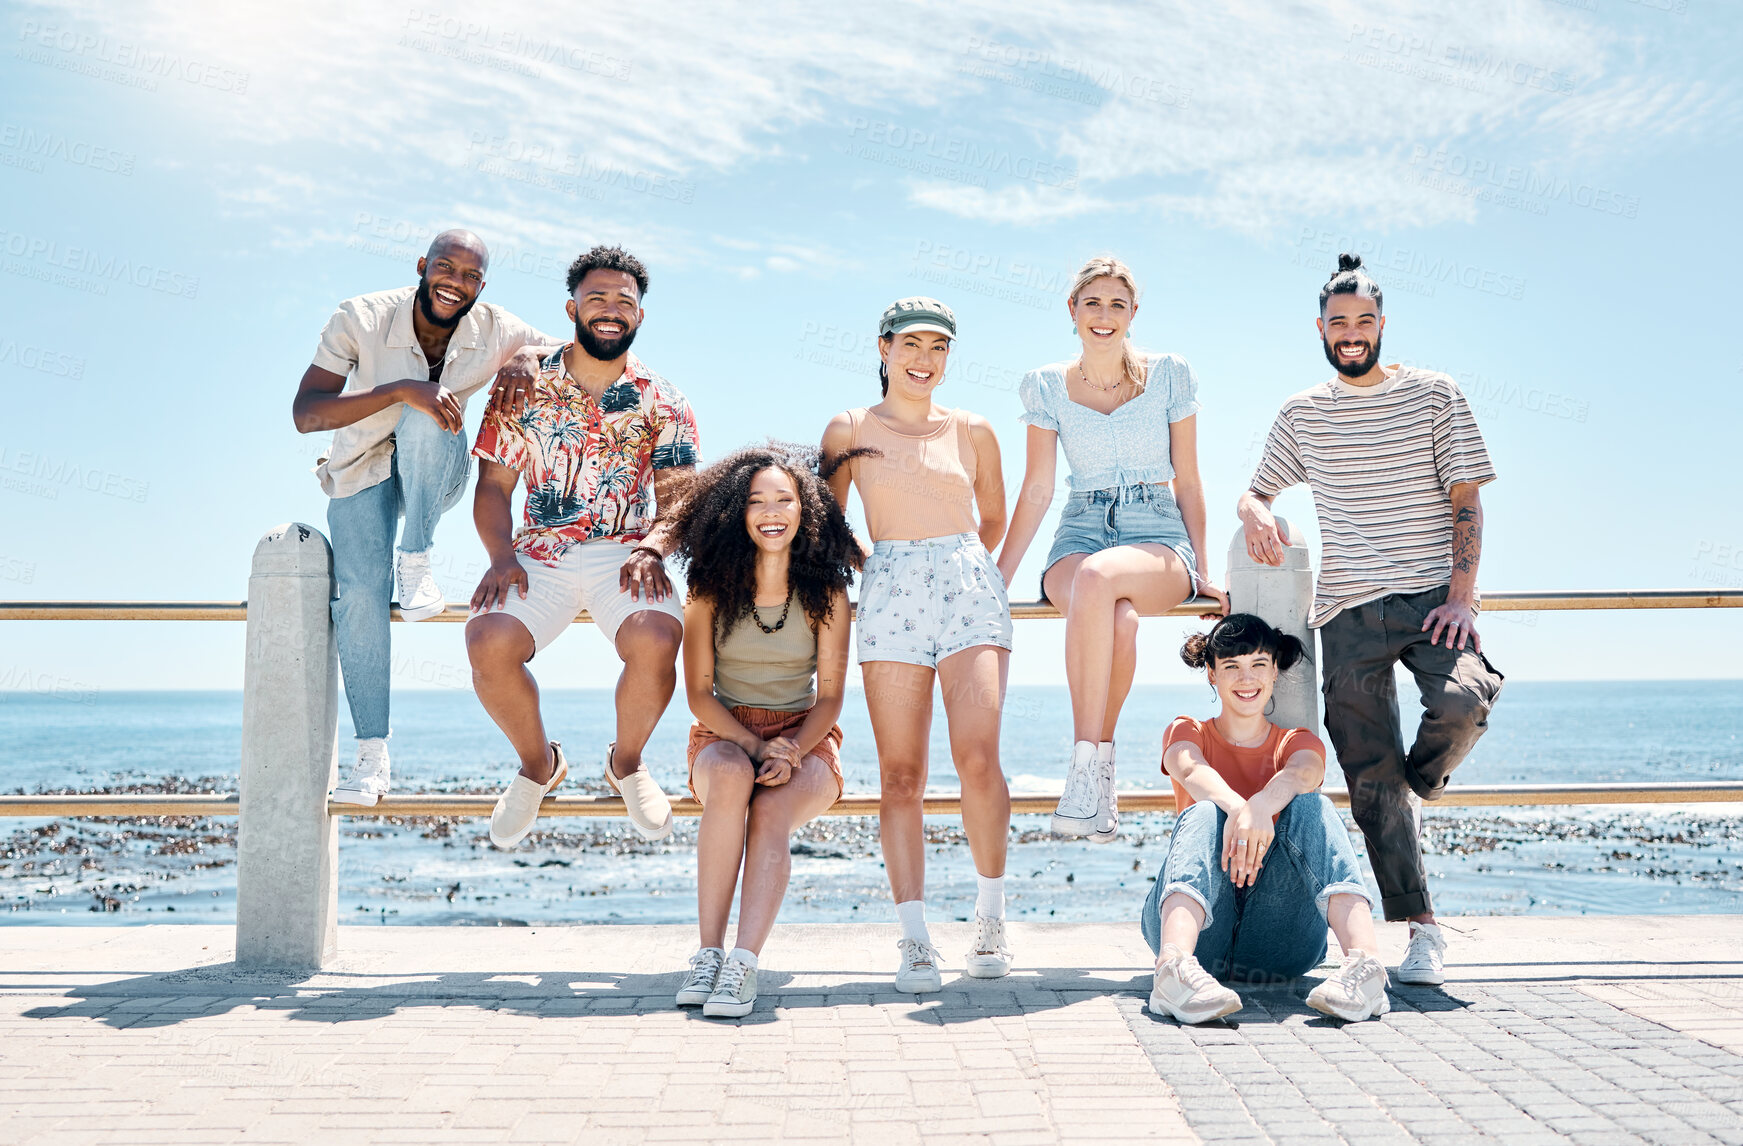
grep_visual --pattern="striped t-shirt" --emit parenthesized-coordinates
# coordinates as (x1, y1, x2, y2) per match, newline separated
(1250, 367, 1496, 627)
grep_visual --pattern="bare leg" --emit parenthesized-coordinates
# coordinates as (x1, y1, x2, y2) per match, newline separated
(1159, 892, 1206, 957)
(691, 743, 755, 951)
(610, 611, 682, 779)
(1048, 545, 1192, 744)
(862, 660, 936, 904)
(731, 758, 839, 954)
(1326, 893, 1380, 956)
(936, 645, 1010, 880)
(1104, 600, 1140, 742)
(466, 613, 554, 781)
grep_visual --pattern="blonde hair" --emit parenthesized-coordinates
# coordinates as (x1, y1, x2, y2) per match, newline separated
(1069, 255, 1146, 394)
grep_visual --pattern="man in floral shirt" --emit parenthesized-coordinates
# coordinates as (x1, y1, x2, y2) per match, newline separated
(466, 245, 699, 847)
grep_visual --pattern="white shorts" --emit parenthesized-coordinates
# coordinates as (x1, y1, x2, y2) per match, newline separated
(473, 538, 685, 653)
(856, 533, 1013, 668)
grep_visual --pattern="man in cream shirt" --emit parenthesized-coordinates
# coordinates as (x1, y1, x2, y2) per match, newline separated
(292, 228, 556, 805)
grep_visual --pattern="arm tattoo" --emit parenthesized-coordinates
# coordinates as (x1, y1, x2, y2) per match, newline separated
(1453, 507, 1481, 574)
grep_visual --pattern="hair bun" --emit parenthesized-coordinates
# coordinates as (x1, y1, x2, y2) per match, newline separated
(1337, 252, 1364, 272)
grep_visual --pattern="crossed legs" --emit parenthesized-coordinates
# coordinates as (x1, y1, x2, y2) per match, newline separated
(1044, 544, 1193, 744)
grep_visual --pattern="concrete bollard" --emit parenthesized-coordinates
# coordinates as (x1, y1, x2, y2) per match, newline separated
(1226, 518, 1319, 737)
(237, 523, 339, 969)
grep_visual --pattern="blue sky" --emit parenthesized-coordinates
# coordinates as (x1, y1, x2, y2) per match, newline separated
(1, 0, 1739, 695)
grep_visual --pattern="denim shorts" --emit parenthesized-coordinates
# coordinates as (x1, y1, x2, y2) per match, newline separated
(857, 533, 1013, 668)
(1041, 483, 1201, 599)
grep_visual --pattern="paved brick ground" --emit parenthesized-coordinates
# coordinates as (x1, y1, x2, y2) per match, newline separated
(2, 919, 1741, 1145)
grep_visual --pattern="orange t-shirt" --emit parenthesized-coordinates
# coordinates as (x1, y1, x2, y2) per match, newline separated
(1162, 716, 1327, 816)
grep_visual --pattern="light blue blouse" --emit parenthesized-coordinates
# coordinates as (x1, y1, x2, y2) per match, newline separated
(1017, 352, 1201, 492)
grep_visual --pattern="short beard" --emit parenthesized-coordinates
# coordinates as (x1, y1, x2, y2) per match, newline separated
(415, 277, 476, 330)
(574, 316, 638, 361)
(1322, 333, 1381, 379)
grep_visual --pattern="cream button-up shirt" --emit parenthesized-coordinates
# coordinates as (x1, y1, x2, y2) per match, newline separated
(310, 285, 556, 499)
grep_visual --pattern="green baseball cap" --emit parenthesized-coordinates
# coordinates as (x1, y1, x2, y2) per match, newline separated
(879, 296, 957, 339)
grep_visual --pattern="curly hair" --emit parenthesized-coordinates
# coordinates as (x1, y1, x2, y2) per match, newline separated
(566, 244, 648, 297)
(668, 441, 873, 644)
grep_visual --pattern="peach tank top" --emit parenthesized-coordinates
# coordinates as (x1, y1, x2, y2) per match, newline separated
(847, 406, 979, 541)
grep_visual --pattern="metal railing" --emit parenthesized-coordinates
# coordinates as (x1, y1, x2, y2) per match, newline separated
(9, 520, 1741, 967)
(4, 587, 1741, 820)
(5, 588, 1742, 623)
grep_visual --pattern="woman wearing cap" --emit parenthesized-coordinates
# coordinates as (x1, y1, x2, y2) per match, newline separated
(995, 255, 1225, 845)
(821, 296, 1014, 993)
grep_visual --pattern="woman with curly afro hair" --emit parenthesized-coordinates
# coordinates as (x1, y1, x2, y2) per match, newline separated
(665, 441, 867, 1019)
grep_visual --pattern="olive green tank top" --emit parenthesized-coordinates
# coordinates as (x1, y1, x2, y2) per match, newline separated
(713, 590, 818, 712)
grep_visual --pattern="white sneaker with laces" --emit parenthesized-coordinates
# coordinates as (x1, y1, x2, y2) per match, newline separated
(964, 914, 1012, 979)
(676, 947, 723, 1007)
(1396, 921, 1447, 985)
(894, 938, 943, 993)
(332, 738, 391, 807)
(1307, 950, 1392, 1021)
(1149, 944, 1243, 1024)
(1090, 750, 1119, 844)
(394, 548, 446, 622)
(488, 743, 568, 851)
(703, 955, 758, 1018)
(1051, 741, 1099, 838)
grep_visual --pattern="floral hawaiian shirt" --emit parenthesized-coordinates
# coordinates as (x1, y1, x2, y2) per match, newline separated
(471, 346, 699, 565)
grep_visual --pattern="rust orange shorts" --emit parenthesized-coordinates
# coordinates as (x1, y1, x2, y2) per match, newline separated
(685, 704, 845, 804)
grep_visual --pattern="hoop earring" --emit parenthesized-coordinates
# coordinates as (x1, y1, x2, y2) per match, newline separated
(1264, 696, 1276, 718)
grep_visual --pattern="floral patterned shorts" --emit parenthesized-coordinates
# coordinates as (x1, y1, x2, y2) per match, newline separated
(856, 533, 1013, 668)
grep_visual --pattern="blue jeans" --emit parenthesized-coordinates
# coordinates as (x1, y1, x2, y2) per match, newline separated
(1040, 483, 1201, 601)
(326, 406, 471, 740)
(1140, 794, 1371, 983)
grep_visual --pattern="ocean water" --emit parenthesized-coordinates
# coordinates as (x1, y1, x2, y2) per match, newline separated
(2, 681, 1740, 926)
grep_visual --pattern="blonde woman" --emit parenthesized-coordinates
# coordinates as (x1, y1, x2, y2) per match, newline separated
(822, 296, 1014, 992)
(995, 256, 1225, 843)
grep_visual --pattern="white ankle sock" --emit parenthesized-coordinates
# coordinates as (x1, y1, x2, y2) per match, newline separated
(975, 874, 1005, 919)
(895, 900, 930, 944)
(1072, 740, 1097, 765)
(1097, 741, 1114, 764)
(729, 947, 758, 969)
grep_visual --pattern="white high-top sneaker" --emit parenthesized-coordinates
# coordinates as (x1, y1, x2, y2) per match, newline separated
(1090, 742, 1118, 844)
(332, 738, 390, 807)
(1052, 741, 1100, 838)
(395, 548, 446, 622)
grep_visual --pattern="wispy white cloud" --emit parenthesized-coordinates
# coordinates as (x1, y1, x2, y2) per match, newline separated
(15, 0, 1734, 243)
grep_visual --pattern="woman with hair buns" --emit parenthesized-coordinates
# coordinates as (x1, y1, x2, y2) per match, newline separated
(1142, 613, 1388, 1025)
(821, 296, 1015, 993)
(995, 255, 1225, 845)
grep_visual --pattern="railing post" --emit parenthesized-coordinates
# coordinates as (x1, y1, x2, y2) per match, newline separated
(1226, 518, 1320, 738)
(236, 523, 339, 969)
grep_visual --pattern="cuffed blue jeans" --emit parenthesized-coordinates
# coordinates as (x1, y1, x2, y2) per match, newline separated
(326, 406, 470, 740)
(1140, 794, 1372, 983)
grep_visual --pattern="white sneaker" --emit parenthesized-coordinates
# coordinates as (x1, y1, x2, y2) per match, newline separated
(676, 947, 723, 1007)
(1051, 741, 1099, 838)
(703, 955, 758, 1018)
(1307, 950, 1392, 1021)
(1149, 944, 1243, 1024)
(894, 938, 943, 993)
(964, 915, 1012, 979)
(1396, 921, 1447, 985)
(395, 548, 446, 622)
(1090, 750, 1119, 844)
(488, 742, 568, 851)
(332, 738, 390, 806)
(604, 743, 674, 842)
